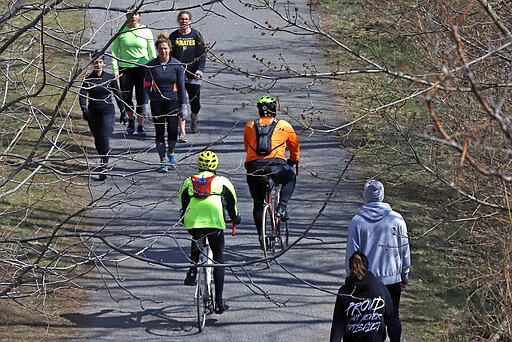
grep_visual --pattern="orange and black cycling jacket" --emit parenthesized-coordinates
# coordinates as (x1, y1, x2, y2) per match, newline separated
(243, 116, 300, 163)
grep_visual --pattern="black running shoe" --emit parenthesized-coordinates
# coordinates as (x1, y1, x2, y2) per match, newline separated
(215, 300, 229, 314)
(184, 268, 196, 286)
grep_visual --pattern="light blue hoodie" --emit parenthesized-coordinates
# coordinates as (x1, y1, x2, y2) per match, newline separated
(345, 201, 410, 285)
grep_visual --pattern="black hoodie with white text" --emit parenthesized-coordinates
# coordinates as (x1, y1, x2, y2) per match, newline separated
(329, 271, 394, 342)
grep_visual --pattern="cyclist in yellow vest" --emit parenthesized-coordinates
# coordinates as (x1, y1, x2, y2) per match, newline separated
(178, 150, 241, 314)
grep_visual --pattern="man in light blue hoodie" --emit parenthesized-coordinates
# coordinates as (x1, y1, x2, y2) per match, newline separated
(345, 179, 410, 342)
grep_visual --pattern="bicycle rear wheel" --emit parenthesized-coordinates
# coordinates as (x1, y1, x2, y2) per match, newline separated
(272, 184, 287, 250)
(195, 268, 206, 331)
(262, 204, 276, 264)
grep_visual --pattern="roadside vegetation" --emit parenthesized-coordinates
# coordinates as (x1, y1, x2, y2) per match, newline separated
(319, 0, 511, 340)
(0, 2, 93, 340)
(1, 1, 510, 341)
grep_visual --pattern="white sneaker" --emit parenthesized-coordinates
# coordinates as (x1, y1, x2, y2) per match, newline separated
(178, 134, 188, 143)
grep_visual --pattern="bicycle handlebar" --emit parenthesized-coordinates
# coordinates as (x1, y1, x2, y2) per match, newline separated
(226, 220, 237, 236)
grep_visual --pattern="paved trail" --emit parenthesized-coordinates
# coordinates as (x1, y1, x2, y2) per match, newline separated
(66, 1, 361, 341)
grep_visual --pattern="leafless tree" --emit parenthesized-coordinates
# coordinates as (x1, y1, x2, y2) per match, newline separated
(0, 0, 510, 339)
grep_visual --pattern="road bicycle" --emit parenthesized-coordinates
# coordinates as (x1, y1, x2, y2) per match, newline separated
(260, 176, 289, 267)
(194, 223, 236, 332)
(195, 234, 214, 332)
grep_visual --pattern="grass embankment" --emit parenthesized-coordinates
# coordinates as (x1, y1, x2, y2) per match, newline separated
(0, 3, 95, 341)
(319, 1, 511, 340)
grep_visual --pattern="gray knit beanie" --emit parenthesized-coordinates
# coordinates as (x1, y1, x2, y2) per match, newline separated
(363, 180, 384, 202)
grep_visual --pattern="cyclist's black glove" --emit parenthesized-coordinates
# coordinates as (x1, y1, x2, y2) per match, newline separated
(286, 159, 297, 166)
(234, 213, 242, 225)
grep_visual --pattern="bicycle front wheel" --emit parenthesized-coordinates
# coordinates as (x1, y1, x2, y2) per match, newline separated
(195, 269, 206, 332)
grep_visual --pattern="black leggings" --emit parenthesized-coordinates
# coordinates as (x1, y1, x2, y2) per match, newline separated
(87, 104, 115, 161)
(151, 100, 179, 159)
(188, 228, 225, 303)
(185, 83, 201, 115)
(119, 66, 145, 115)
(246, 163, 296, 236)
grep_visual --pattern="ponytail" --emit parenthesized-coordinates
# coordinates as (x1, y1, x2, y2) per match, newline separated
(348, 251, 369, 281)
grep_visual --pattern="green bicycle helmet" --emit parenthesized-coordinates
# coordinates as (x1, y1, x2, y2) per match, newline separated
(197, 150, 219, 171)
(257, 95, 277, 117)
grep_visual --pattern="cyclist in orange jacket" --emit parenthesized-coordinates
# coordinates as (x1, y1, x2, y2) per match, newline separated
(243, 95, 300, 246)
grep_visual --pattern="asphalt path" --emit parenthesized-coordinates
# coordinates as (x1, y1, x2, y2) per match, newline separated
(66, 1, 362, 341)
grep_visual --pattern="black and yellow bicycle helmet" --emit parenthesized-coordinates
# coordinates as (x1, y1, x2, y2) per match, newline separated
(197, 150, 219, 171)
(257, 95, 277, 117)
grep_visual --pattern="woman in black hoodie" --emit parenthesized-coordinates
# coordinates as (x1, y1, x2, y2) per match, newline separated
(330, 252, 394, 342)
(79, 51, 126, 180)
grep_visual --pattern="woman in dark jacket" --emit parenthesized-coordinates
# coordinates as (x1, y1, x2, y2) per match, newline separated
(330, 251, 394, 342)
(143, 33, 187, 173)
(79, 51, 126, 180)
(169, 10, 207, 139)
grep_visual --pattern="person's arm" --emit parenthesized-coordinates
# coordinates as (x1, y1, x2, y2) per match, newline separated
(78, 79, 89, 120)
(398, 215, 410, 287)
(285, 123, 300, 163)
(79, 80, 88, 112)
(193, 30, 206, 78)
(329, 292, 346, 342)
(243, 121, 256, 155)
(177, 62, 186, 99)
(178, 179, 191, 219)
(145, 28, 156, 61)
(111, 31, 121, 76)
(221, 179, 241, 223)
(109, 76, 126, 113)
(142, 64, 153, 105)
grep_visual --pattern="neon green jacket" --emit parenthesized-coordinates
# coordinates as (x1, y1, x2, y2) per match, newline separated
(179, 171, 239, 230)
(111, 25, 156, 73)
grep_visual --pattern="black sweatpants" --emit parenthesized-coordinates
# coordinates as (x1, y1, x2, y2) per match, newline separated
(87, 104, 115, 162)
